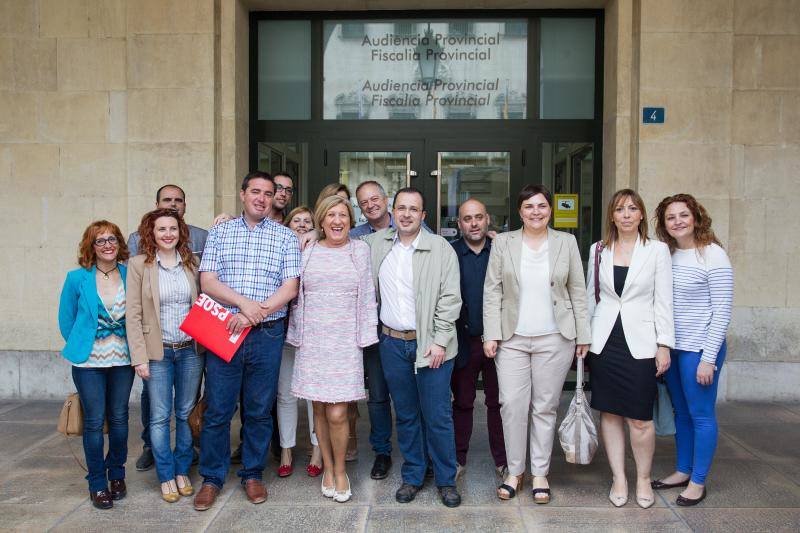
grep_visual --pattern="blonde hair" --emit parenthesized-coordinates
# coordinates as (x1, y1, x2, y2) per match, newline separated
(314, 195, 355, 240)
(315, 183, 352, 210)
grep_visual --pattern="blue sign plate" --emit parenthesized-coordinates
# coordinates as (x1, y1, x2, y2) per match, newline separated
(643, 107, 665, 124)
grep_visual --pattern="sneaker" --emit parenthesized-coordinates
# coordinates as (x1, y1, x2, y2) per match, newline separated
(395, 483, 421, 503)
(135, 448, 154, 471)
(439, 485, 462, 508)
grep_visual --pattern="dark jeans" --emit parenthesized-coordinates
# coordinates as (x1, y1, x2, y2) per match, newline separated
(379, 334, 457, 487)
(363, 343, 392, 455)
(148, 345, 204, 482)
(140, 379, 151, 449)
(451, 336, 507, 468)
(71, 365, 135, 492)
(199, 322, 284, 488)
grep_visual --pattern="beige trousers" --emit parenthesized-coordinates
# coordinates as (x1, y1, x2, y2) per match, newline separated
(496, 332, 575, 477)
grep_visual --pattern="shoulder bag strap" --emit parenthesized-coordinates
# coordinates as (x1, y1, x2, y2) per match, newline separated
(594, 241, 605, 304)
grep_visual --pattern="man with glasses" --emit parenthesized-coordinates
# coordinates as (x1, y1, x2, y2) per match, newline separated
(270, 173, 294, 223)
(127, 184, 208, 472)
(364, 187, 463, 507)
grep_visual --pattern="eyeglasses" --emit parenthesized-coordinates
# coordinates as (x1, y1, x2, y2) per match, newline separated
(275, 184, 294, 195)
(94, 236, 119, 247)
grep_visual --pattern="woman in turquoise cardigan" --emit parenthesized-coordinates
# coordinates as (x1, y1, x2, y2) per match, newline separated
(58, 220, 133, 510)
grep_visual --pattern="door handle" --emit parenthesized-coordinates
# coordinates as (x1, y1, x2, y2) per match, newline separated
(430, 170, 440, 177)
(409, 170, 418, 177)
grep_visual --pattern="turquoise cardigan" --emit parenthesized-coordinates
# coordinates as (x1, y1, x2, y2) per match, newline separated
(58, 264, 128, 364)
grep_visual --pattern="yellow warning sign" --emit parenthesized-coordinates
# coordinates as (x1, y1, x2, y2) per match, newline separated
(553, 194, 579, 229)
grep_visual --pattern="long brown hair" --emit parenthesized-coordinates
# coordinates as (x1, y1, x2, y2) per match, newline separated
(78, 220, 129, 269)
(654, 193, 721, 254)
(136, 208, 197, 268)
(604, 189, 649, 246)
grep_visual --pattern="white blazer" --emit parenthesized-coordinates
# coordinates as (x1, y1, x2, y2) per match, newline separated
(586, 236, 675, 359)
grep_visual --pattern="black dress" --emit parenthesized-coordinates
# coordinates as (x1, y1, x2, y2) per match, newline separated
(589, 265, 657, 421)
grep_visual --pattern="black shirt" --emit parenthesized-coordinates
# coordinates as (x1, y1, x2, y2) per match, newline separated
(451, 237, 492, 337)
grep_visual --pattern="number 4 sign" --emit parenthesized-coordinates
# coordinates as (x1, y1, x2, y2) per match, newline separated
(643, 107, 665, 124)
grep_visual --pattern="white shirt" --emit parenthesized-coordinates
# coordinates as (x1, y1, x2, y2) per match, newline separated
(378, 232, 420, 331)
(515, 241, 559, 337)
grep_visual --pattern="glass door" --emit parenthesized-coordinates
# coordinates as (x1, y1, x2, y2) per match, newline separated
(323, 140, 424, 225)
(424, 140, 526, 237)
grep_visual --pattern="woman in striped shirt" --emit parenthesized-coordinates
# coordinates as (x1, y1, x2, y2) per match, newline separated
(652, 194, 733, 506)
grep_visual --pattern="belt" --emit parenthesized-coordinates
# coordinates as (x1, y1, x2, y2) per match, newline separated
(251, 319, 280, 330)
(381, 325, 416, 341)
(163, 340, 193, 350)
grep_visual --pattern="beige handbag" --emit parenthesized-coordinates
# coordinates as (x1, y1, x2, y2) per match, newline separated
(57, 392, 109, 436)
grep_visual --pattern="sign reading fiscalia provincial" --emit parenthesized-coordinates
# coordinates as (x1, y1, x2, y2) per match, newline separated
(323, 20, 528, 120)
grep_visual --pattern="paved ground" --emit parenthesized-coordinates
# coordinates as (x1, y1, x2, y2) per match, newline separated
(0, 395, 799, 532)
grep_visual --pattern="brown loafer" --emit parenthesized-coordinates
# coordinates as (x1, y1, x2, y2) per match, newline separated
(193, 484, 220, 511)
(244, 479, 268, 504)
(109, 479, 127, 501)
(89, 489, 113, 510)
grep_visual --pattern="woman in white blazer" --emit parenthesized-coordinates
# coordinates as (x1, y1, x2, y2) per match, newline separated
(585, 189, 674, 510)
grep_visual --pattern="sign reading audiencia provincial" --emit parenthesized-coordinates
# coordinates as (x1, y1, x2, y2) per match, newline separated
(323, 20, 528, 120)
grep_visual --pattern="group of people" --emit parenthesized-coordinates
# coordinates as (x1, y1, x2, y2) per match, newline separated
(58, 172, 732, 512)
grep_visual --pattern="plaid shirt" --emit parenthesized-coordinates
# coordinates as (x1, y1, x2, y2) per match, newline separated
(199, 215, 301, 321)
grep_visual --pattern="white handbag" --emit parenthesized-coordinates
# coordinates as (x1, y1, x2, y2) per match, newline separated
(558, 358, 599, 465)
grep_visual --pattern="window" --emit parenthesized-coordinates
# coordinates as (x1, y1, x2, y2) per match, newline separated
(257, 20, 311, 120)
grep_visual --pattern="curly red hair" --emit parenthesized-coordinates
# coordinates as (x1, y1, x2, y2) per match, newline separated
(77, 220, 129, 269)
(654, 193, 721, 254)
(136, 208, 197, 269)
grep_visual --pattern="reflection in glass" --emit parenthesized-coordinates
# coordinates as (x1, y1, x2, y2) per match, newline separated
(257, 142, 309, 207)
(439, 152, 510, 237)
(258, 21, 311, 120)
(539, 18, 595, 119)
(542, 142, 594, 258)
(339, 152, 410, 224)
(323, 19, 527, 120)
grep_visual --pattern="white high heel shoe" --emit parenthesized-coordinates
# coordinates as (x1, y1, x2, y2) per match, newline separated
(609, 480, 628, 507)
(333, 474, 352, 503)
(321, 473, 335, 498)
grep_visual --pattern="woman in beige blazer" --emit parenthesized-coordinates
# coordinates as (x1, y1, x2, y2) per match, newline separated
(483, 184, 591, 504)
(127, 208, 204, 503)
(585, 189, 674, 510)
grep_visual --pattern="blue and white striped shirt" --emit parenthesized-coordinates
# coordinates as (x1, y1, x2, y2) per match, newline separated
(156, 253, 192, 344)
(672, 243, 733, 365)
(199, 215, 301, 321)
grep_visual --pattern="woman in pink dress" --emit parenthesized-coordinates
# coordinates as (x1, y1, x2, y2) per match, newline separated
(287, 194, 378, 503)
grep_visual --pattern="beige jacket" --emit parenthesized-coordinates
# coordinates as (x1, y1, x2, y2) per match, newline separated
(364, 228, 462, 368)
(483, 228, 591, 345)
(126, 254, 201, 367)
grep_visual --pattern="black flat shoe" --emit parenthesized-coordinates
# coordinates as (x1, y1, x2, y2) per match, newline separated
(676, 488, 707, 507)
(370, 454, 392, 480)
(135, 447, 154, 471)
(652, 478, 690, 490)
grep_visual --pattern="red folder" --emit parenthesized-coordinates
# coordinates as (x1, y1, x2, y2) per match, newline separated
(179, 293, 250, 363)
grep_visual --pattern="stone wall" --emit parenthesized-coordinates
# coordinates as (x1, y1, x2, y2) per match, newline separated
(1, 0, 798, 399)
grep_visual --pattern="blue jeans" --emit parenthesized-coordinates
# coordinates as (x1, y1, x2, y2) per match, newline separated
(363, 343, 392, 455)
(379, 334, 457, 487)
(199, 322, 284, 488)
(140, 379, 151, 449)
(148, 345, 204, 482)
(71, 365, 135, 492)
(663, 342, 727, 485)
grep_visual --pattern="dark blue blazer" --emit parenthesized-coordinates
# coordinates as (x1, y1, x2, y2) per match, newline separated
(58, 264, 127, 364)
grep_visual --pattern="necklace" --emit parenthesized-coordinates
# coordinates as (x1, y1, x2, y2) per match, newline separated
(97, 264, 118, 280)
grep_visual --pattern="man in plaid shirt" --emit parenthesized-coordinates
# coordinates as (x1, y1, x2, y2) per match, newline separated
(194, 171, 301, 510)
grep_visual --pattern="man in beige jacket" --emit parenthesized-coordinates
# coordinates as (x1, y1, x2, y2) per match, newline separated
(364, 187, 463, 508)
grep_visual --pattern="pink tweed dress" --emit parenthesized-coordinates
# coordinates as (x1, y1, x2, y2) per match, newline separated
(291, 243, 368, 403)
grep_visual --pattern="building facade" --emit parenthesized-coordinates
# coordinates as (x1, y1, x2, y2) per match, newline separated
(0, 0, 798, 400)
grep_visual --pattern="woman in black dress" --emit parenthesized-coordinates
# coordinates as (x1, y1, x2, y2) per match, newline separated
(586, 189, 675, 509)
